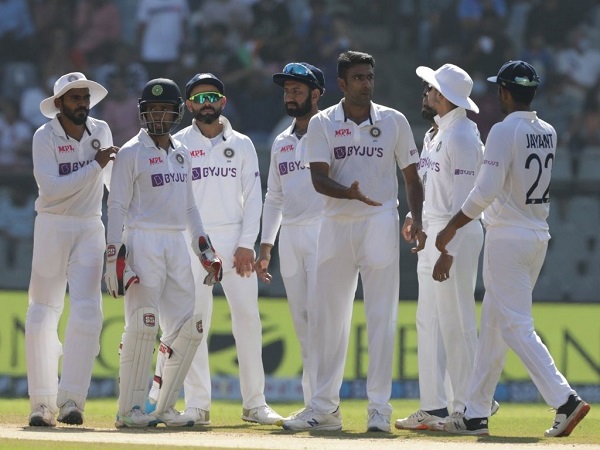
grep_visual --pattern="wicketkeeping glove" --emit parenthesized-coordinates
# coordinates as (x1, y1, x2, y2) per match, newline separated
(104, 243, 139, 298)
(193, 235, 223, 286)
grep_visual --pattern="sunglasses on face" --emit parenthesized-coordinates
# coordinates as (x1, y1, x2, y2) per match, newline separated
(282, 63, 319, 84)
(189, 92, 224, 104)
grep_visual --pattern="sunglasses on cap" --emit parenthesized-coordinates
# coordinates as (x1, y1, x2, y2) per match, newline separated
(189, 92, 224, 104)
(282, 63, 319, 84)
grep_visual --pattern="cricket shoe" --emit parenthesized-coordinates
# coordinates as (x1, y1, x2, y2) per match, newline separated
(276, 407, 308, 426)
(367, 409, 391, 432)
(151, 407, 194, 427)
(544, 394, 590, 437)
(281, 407, 342, 431)
(115, 406, 159, 428)
(57, 400, 83, 425)
(180, 407, 211, 425)
(443, 416, 489, 436)
(242, 404, 283, 425)
(394, 409, 446, 431)
(28, 404, 56, 427)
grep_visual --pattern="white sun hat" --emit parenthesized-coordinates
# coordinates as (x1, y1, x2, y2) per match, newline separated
(40, 72, 108, 118)
(416, 63, 479, 113)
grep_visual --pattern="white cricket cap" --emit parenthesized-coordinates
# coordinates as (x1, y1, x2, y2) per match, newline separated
(40, 72, 108, 118)
(416, 64, 479, 113)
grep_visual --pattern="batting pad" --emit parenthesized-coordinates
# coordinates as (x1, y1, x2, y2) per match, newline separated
(117, 307, 158, 415)
(152, 313, 203, 415)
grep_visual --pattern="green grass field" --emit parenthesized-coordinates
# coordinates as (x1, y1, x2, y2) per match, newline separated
(0, 398, 598, 449)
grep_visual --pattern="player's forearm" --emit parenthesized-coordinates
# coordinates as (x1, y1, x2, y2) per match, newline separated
(405, 178, 424, 225)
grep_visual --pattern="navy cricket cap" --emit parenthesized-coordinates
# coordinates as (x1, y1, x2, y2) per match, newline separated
(185, 73, 225, 98)
(273, 62, 325, 94)
(487, 60, 540, 89)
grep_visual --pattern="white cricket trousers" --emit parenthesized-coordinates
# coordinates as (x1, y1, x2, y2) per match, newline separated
(184, 226, 266, 410)
(278, 221, 320, 407)
(310, 210, 399, 416)
(416, 220, 482, 413)
(466, 226, 574, 418)
(26, 213, 104, 411)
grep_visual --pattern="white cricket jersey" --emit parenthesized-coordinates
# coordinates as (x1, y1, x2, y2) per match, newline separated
(174, 116, 262, 249)
(423, 108, 483, 254)
(260, 121, 323, 245)
(106, 129, 204, 244)
(461, 111, 555, 235)
(32, 116, 113, 217)
(306, 100, 419, 218)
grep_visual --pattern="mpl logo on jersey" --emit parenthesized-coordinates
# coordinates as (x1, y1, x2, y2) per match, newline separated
(191, 166, 237, 181)
(149, 156, 164, 165)
(280, 144, 294, 153)
(190, 149, 206, 158)
(58, 159, 95, 175)
(278, 161, 306, 175)
(151, 172, 188, 187)
(335, 128, 352, 137)
(58, 144, 75, 154)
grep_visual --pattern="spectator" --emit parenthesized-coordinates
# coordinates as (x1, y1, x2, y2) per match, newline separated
(93, 43, 149, 96)
(0, 0, 36, 61)
(98, 75, 140, 147)
(0, 186, 35, 268)
(0, 99, 32, 169)
(72, 0, 121, 69)
(135, 0, 190, 80)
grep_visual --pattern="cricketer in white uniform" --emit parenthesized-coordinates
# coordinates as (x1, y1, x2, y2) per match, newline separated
(148, 73, 282, 425)
(106, 78, 220, 428)
(26, 72, 117, 427)
(438, 61, 590, 437)
(282, 51, 425, 433)
(396, 64, 484, 430)
(255, 63, 326, 409)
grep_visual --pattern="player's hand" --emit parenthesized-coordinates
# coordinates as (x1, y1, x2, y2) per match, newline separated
(347, 181, 382, 206)
(401, 216, 413, 242)
(435, 225, 456, 254)
(95, 146, 119, 168)
(233, 247, 255, 277)
(104, 243, 139, 298)
(254, 244, 273, 284)
(410, 220, 426, 253)
(193, 235, 223, 286)
(433, 253, 453, 282)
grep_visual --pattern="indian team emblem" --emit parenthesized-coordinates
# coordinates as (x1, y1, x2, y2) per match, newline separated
(196, 320, 204, 334)
(224, 148, 234, 158)
(67, 74, 79, 82)
(436, 142, 442, 152)
(370, 127, 381, 138)
(152, 84, 163, 96)
(176, 153, 184, 165)
(91, 139, 101, 150)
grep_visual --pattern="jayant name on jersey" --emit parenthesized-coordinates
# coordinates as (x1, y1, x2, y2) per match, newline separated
(526, 133, 554, 149)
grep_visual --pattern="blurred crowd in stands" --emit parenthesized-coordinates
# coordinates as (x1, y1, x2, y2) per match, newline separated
(0, 0, 599, 174)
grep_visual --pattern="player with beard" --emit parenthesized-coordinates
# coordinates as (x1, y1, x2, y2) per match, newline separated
(254, 63, 326, 414)
(26, 72, 117, 427)
(146, 73, 282, 426)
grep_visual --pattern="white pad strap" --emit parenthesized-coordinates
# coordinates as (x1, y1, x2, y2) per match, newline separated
(117, 307, 158, 415)
(153, 313, 203, 415)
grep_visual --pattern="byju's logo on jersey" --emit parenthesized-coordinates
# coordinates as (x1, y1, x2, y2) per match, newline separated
(191, 166, 238, 181)
(150, 172, 188, 187)
(334, 146, 346, 159)
(335, 128, 352, 137)
(278, 161, 305, 175)
(58, 160, 95, 175)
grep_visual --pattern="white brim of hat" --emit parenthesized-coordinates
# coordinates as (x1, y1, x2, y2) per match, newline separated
(416, 66, 479, 114)
(40, 80, 108, 118)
